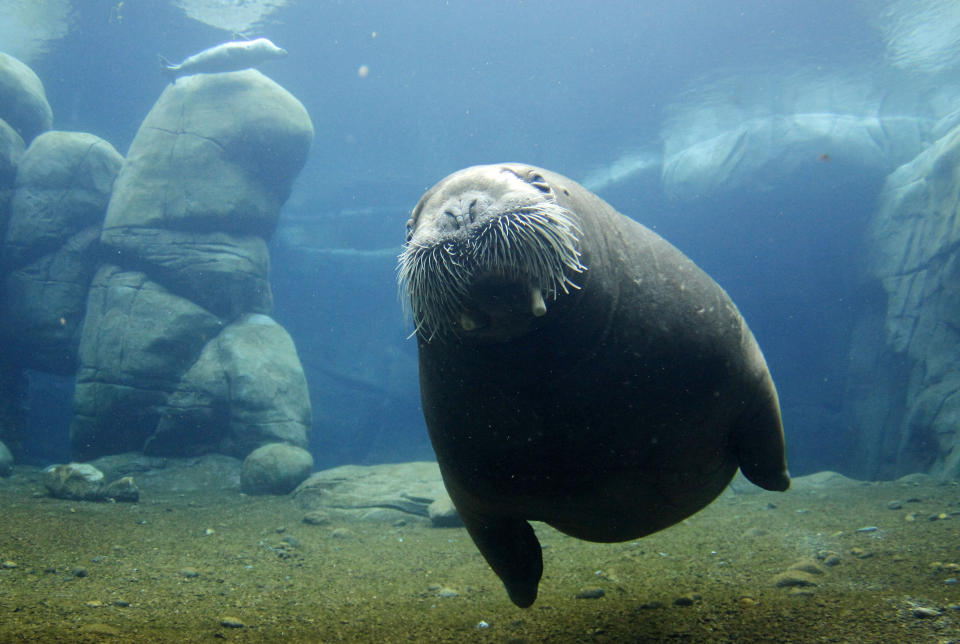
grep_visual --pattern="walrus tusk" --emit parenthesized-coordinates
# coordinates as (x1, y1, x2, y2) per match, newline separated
(530, 287, 547, 317)
(460, 313, 479, 331)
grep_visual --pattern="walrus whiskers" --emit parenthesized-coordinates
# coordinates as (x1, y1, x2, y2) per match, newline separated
(398, 202, 585, 340)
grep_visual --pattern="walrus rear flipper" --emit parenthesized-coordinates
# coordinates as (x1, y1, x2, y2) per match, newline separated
(460, 510, 543, 608)
(733, 385, 790, 492)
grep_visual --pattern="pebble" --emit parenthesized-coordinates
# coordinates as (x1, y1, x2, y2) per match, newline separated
(887, 500, 903, 510)
(849, 547, 872, 559)
(85, 600, 103, 608)
(113, 600, 130, 607)
(928, 513, 949, 521)
(905, 512, 920, 522)
(673, 593, 699, 606)
(637, 601, 664, 610)
(72, 568, 88, 578)
(180, 567, 199, 578)
(220, 616, 245, 628)
(787, 560, 825, 575)
(912, 606, 941, 619)
(79, 623, 119, 636)
(1, 560, 17, 569)
(331, 528, 353, 540)
(436, 586, 459, 598)
(302, 511, 329, 526)
(575, 588, 605, 599)
(855, 526, 878, 533)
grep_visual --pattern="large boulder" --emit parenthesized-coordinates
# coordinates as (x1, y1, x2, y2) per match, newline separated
(3, 131, 122, 267)
(147, 314, 311, 457)
(100, 70, 313, 318)
(867, 122, 960, 477)
(70, 266, 224, 459)
(0, 53, 53, 144)
(0, 132, 122, 372)
(240, 442, 313, 495)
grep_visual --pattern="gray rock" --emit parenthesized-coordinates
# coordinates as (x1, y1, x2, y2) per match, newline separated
(427, 496, 462, 527)
(293, 462, 448, 522)
(70, 266, 224, 459)
(241, 442, 313, 495)
(148, 314, 311, 457)
(100, 70, 312, 318)
(103, 476, 140, 503)
(0, 131, 121, 373)
(0, 53, 53, 143)
(3, 131, 122, 268)
(790, 470, 861, 490)
(42, 463, 105, 501)
(0, 439, 13, 477)
(2, 227, 100, 373)
(868, 122, 960, 478)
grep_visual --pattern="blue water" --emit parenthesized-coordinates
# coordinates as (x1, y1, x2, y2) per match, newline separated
(8, 1, 960, 474)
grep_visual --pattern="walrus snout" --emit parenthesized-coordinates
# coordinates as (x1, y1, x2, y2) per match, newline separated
(435, 191, 494, 234)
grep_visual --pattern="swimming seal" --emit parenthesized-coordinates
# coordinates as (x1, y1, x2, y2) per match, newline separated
(159, 38, 287, 81)
(398, 163, 789, 607)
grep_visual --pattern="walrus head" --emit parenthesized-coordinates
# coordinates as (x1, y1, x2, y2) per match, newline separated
(398, 164, 587, 341)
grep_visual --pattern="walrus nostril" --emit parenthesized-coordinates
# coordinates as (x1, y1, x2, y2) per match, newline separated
(468, 198, 479, 223)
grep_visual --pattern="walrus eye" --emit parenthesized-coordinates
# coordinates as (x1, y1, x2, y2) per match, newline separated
(405, 218, 414, 242)
(529, 174, 551, 194)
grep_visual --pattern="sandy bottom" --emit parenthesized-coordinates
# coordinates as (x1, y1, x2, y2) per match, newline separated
(1, 468, 959, 643)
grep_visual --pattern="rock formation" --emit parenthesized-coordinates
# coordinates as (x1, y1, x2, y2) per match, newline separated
(71, 70, 314, 460)
(0, 52, 55, 454)
(1, 131, 123, 373)
(864, 122, 960, 478)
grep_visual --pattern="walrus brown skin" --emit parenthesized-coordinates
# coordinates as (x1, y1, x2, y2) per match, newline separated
(402, 164, 789, 607)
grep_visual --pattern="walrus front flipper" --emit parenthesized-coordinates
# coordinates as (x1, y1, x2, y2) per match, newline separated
(733, 385, 790, 492)
(460, 510, 543, 608)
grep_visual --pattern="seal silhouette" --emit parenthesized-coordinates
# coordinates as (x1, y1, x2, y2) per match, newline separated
(398, 163, 789, 607)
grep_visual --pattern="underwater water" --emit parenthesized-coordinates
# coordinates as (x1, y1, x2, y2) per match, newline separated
(2, 0, 960, 641)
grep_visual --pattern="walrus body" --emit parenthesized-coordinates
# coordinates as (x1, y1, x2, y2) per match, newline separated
(399, 164, 789, 607)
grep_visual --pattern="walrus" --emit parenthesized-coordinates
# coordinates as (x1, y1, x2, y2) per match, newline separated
(159, 38, 287, 82)
(398, 163, 789, 608)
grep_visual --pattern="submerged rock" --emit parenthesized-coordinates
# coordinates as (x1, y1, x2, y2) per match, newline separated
(241, 442, 313, 495)
(0, 131, 122, 373)
(42, 463, 105, 501)
(0, 53, 53, 143)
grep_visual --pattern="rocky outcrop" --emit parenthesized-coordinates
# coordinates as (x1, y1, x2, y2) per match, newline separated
(0, 52, 53, 144)
(866, 122, 960, 478)
(0, 131, 123, 373)
(100, 69, 312, 318)
(292, 462, 451, 523)
(147, 314, 311, 457)
(0, 53, 54, 454)
(71, 70, 313, 460)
